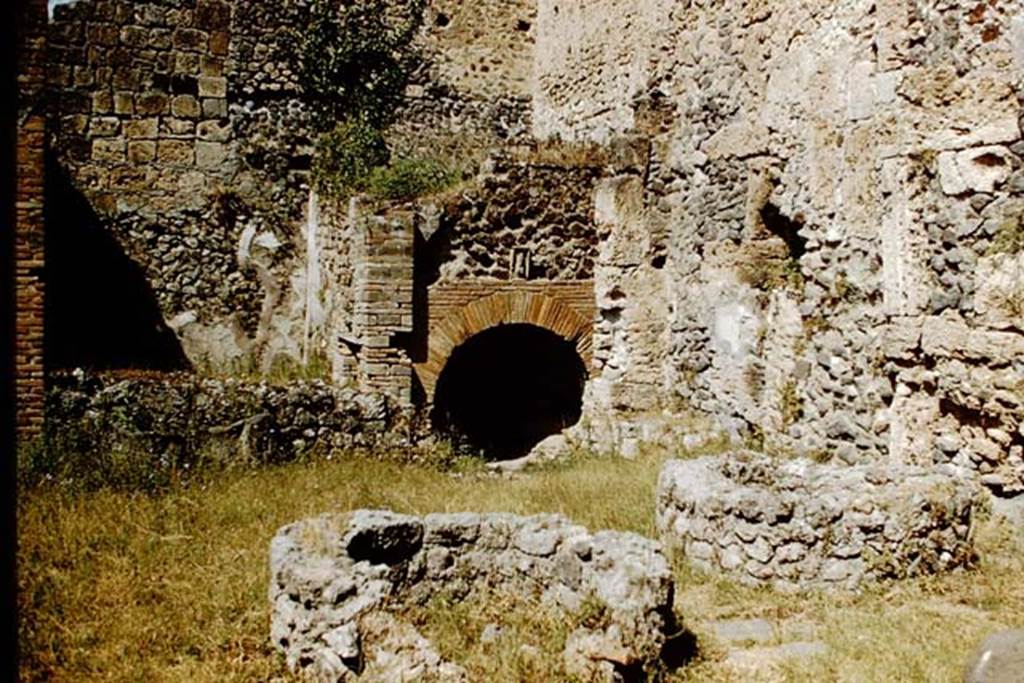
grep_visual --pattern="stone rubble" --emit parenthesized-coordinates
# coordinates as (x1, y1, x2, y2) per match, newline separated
(269, 509, 680, 682)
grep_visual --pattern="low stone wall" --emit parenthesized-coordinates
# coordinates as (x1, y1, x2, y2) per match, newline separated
(656, 452, 984, 591)
(45, 372, 415, 467)
(270, 510, 679, 681)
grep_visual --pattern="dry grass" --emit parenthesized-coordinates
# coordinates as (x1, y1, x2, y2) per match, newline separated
(18, 450, 1024, 682)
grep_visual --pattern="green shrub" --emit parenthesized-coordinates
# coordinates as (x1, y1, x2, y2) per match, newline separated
(313, 121, 460, 201)
(312, 119, 390, 197)
(299, 0, 426, 132)
(988, 214, 1024, 256)
(365, 157, 460, 201)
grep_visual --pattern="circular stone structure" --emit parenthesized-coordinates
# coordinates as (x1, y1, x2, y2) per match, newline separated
(656, 452, 985, 591)
(270, 510, 681, 681)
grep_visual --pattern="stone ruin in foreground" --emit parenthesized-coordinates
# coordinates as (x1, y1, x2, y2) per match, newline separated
(656, 452, 985, 591)
(269, 510, 680, 682)
(270, 451, 989, 680)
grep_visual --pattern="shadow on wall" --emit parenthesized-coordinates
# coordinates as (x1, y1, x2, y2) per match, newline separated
(44, 156, 190, 371)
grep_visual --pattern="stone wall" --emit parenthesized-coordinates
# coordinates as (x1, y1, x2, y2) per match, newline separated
(389, 0, 536, 160)
(46, 371, 414, 469)
(531, 0, 1024, 488)
(46, 0, 297, 373)
(15, 0, 48, 436)
(43, 0, 538, 378)
(420, 144, 612, 285)
(657, 452, 984, 591)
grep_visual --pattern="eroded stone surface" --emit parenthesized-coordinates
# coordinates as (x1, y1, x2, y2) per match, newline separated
(657, 452, 985, 590)
(270, 510, 678, 681)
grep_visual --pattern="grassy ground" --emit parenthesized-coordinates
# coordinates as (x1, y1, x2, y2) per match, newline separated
(17, 450, 1024, 682)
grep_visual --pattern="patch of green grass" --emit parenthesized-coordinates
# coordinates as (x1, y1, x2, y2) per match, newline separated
(17, 450, 1024, 681)
(987, 214, 1024, 256)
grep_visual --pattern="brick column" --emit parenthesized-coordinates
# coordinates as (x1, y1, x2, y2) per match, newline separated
(15, 0, 47, 437)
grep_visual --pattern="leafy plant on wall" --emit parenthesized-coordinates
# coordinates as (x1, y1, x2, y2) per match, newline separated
(297, 0, 455, 200)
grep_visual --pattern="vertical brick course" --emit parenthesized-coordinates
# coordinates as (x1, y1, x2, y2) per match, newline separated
(15, 0, 48, 436)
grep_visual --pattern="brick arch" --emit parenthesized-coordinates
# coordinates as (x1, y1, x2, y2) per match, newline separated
(416, 291, 593, 399)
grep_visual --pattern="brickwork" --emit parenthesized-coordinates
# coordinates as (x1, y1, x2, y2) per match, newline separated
(15, 0, 48, 436)
(353, 213, 415, 402)
(415, 280, 596, 399)
(427, 280, 595, 330)
(327, 205, 416, 404)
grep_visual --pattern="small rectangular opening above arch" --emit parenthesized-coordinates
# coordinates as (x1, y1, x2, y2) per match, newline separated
(511, 247, 532, 280)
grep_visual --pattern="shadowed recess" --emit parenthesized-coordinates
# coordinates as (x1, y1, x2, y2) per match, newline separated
(44, 158, 189, 371)
(431, 324, 586, 460)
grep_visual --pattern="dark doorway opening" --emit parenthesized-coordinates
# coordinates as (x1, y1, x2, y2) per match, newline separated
(431, 324, 586, 461)
(45, 157, 189, 371)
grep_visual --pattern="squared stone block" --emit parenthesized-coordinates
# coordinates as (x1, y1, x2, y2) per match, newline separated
(157, 139, 194, 165)
(124, 117, 158, 138)
(92, 138, 126, 163)
(173, 28, 208, 52)
(113, 91, 134, 115)
(197, 76, 227, 98)
(201, 98, 227, 118)
(171, 95, 201, 119)
(200, 56, 224, 77)
(161, 117, 195, 136)
(91, 90, 113, 114)
(127, 140, 156, 164)
(135, 91, 169, 115)
(88, 116, 121, 137)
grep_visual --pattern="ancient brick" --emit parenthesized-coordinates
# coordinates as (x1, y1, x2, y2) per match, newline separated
(173, 28, 208, 52)
(161, 117, 195, 136)
(73, 65, 94, 87)
(111, 66, 141, 90)
(194, 1, 232, 31)
(88, 116, 121, 137)
(200, 56, 224, 77)
(209, 31, 230, 56)
(157, 139, 194, 165)
(171, 94, 201, 118)
(119, 25, 148, 48)
(92, 137, 126, 162)
(113, 90, 134, 115)
(124, 117, 158, 138)
(134, 90, 168, 115)
(175, 52, 201, 74)
(127, 140, 156, 163)
(197, 76, 227, 98)
(91, 89, 114, 113)
(149, 28, 172, 50)
(202, 98, 228, 119)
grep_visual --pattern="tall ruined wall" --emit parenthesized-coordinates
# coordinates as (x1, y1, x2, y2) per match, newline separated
(534, 0, 1024, 490)
(44, 0, 536, 377)
(384, 0, 537, 160)
(46, 0, 305, 373)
